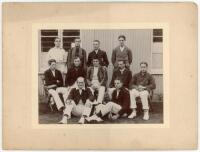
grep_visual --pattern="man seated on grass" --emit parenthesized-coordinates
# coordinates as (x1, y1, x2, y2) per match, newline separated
(86, 57, 108, 104)
(56, 56, 86, 102)
(44, 59, 65, 111)
(128, 62, 156, 120)
(86, 78, 131, 123)
(59, 77, 96, 124)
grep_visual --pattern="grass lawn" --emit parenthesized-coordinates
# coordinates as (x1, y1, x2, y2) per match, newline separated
(39, 96, 163, 124)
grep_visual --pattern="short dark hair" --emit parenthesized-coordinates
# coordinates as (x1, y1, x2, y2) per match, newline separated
(118, 35, 126, 40)
(54, 37, 60, 41)
(74, 38, 81, 42)
(74, 56, 81, 60)
(117, 60, 126, 64)
(93, 40, 100, 44)
(48, 59, 56, 65)
(140, 61, 148, 67)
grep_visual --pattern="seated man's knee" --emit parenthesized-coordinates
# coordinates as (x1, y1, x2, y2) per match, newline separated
(140, 90, 149, 97)
(85, 100, 93, 108)
(130, 89, 139, 96)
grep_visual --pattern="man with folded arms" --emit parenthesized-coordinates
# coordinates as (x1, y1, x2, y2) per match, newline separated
(44, 59, 65, 111)
(128, 62, 156, 120)
(108, 60, 132, 98)
(59, 77, 95, 124)
(87, 57, 108, 104)
(86, 78, 131, 123)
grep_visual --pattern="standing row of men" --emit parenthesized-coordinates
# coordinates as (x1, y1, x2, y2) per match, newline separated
(46, 35, 132, 74)
(44, 35, 156, 124)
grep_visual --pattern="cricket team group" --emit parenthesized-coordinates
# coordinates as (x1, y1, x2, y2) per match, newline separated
(44, 35, 156, 124)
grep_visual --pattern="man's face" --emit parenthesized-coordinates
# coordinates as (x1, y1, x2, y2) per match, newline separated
(140, 63, 148, 73)
(74, 58, 81, 67)
(75, 39, 81, 47)
(54, 38, 61, 48)
(93, 41, 100, 50)
(50, 62, 56, 70)
(77, 78, 85, 89)
(92, 59, 100, 67)
(118, 37, 125, 46)
(118, 61, 125, 69)
(114, 80, 123, 89)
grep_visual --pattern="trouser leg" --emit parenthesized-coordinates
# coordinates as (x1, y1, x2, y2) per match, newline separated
(139, 90, 149, 110)
(48, 89, 64, 110)
(63, 100, 76, 117)
(100, 102, 122, 116)
(129, 89, 140, 109)
(96, 86, 105, 104)
(82, 100, 93, 117)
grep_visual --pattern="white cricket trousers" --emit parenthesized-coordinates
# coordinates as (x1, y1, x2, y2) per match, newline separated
(129, 89, 149, 110)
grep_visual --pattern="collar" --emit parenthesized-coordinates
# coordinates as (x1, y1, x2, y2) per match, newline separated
(140, 71, 147, 76)
(120, 68, 126, 72)
(75, 86, 86, 90)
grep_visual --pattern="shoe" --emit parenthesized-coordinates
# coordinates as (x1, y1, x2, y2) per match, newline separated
(58, 116, 68, 124)
(86, 115, 103, 122)
(78, 117, 85, 124)
(122, 113, 128, 118)
(143, 110, 149, 120)
(128, 110, 137, 119)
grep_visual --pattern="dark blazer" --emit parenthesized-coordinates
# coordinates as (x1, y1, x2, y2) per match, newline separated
(44, 69, 63, 87)
(67, 88, 95, 105)
(109, 68, 132, 88)
(112, 87, 131, 115)
(87, 49, 109, 67)
(86, 66, 108, 87)
(65, 66, 86, 87)
(129, 72, 156, 92)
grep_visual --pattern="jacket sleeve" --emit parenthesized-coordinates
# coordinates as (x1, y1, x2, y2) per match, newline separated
(86, 67, 92, 86)
(103, 52, 109, 67)
(83, 50, 87, 69)
(87, 88, 95, 102)
(87, 53, 92, 67)
(57, 71, 63, 87)
(118, 90, 130, 115)
(44, 71, 56, 86)
(111, 49, 116, 66)
(127, 71, 132, 88)
(67, 88, 74, 100)
(67, 49, 72, 69)
(100, 67, 108, 86)
(65, 68, 71, 87)
(128, 49, 133, 64)
(146, 75, 156, 91)
(109, 71, 116, 88)
(129, 74, 138, 89)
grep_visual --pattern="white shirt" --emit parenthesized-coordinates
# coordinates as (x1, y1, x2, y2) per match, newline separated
(120, 68, 125, 74)
(51, 70, 55, 77)
(92, 67, 99, 80)
(120, 46, 125, 52)
(47, 47, 67, 63)
(95, 49, 99, 54)
(116, 90, 120, 98)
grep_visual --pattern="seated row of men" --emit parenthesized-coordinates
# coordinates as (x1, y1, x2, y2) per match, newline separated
(44, 57, 156, 124)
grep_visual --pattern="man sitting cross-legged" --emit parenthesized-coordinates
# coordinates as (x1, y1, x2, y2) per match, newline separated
(56, 56, 86, 103)
(86, 57, 108, 104)
(128, 62, 156, 120)
(59, 77, 95, 124)
(86, 78, 131, 123)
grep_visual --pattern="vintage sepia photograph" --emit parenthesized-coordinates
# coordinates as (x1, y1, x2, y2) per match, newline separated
(38, 29, 164, 124)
